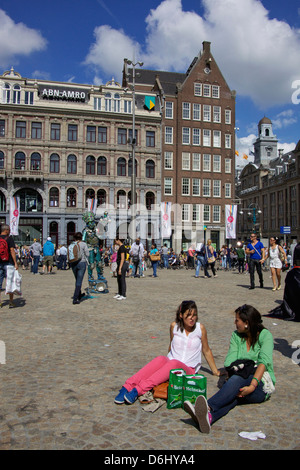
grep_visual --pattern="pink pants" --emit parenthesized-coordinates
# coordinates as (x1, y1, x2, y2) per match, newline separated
(123, 355, 195, 396)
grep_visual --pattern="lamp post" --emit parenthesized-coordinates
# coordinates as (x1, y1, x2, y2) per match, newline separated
(124, 58, 143, 243)
(239, 203, 262, 238)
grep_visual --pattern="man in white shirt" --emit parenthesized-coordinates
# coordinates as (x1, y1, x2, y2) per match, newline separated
(130, 238, 144, 278)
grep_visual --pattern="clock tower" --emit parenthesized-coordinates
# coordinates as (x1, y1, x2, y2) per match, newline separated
(253, 116, 278, 167)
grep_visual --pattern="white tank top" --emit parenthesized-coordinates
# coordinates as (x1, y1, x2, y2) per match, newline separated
(167, 322, 202, 372)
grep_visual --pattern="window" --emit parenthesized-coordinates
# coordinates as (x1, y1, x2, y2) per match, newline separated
(117, 157, 126, 176)
(213, 106, 221, 123)
(118, 128, 127, 145)
(203, 129, 211, 147)
(30, 152, 41, 171)
(0, 151, 4, 169)
(192, 178, 200, 196)
(193, 103, 201, 121)
(203, 204, 210, 222)
(50, 153, 60, 173)
(165, 101, 173, 119)
(105, 93, 111, 112)
(212, 85, 220, 98)
(203, 84, 211, 97)
(225, 134, 231, 149)
(51, 123, 60, 140)
(164, 177, 173, 195)
(49, 187, 59, 207)
(128, 158, 137, 177)
(182, 127, 190, 145)
(182, 152, 190, 170)
(68, 124, 77, 141)
(225, 158, 231, 173)
(85, 188, 95, 207)
(146, 131, 155, 147)
(13, 85, 21, 104)
(31, 122, 42, 139)
(225, 183, 231, 198)
(15, 152, 26, 170)
(0, 120, 5, 137)
(117, 190, 127, 209)
(87, 125, 96, 142)
(67, 188, 77, 207)
(192, 153, 201, 171)
(98, 126, 107, 143)
(213, 205, 220, 222)
(97, 156, 107, 175)
(194, 83, 202, 96)
(192, 128, 200, 146)
(97, 189, 106, 207)
(67, 154, 77, 174)
(213, 180, 221, 197)
(213, 130, 221, 148)
(16, 121, 26, 138)
(203, 105, 211, 122)
(146, 160, 155, 178)
(182, 204, 190, 222)
(86, 156, 95, 175)
(146, 192, 155, 210)
(165, 126, 173, 144)
(164, 151, 173, 170)
(113, 93, 120, 112)
(124, 100, 132, 113)
(3, 83, 11, 103)
(203, 179, 211, 197)
(182, 178, 190, 196)
(225, 109, 231, 124)
(213, 155, 221, 172)
(128, 129, 138, 145)
(25, 91, 34, 105)
(192, 204, 200, 222)
(182, 102, 190, 120)
(203, 154, 211, 171)
(94, 97, 101, 110)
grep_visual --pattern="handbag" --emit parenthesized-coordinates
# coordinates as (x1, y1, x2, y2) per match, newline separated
(206, 247, 215, 264)
(150, 253, 160, 262)
(153, 381, 169, 400)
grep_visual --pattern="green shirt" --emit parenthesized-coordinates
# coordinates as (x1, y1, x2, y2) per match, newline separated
(224, 329, 276, 385)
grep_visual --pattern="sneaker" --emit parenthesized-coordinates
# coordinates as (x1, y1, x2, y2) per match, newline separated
(117, 296, 126, 300)
(183, 401, 198, 426)
(114, 386, 128, 404)
(124, 387, 138, 404)
(194, 395, 211, 434)
(113, 294, 121, 299)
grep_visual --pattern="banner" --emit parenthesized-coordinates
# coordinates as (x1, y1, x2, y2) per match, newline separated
(87, 198, 97, 214)
(225, 204, 237, 239)
(10, 197, 20, 236)
(161, 202, 172, 238)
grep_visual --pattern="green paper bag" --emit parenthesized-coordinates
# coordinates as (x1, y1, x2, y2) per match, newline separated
(167, 369, 186, 409)
(182, 374, 207, 407)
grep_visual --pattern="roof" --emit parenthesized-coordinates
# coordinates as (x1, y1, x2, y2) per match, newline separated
(259, 116, 272, 126)
(128, 68, 187, 95)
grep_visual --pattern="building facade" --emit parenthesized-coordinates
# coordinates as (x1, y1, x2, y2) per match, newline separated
(124, 42, 236, 251)
(0, 68, 161, 247)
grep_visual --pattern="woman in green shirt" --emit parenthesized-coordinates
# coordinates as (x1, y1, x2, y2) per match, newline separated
(184, 304, 275, 433)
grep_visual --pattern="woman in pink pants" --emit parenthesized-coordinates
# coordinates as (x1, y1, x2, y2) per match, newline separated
(114, 300, 221, 405)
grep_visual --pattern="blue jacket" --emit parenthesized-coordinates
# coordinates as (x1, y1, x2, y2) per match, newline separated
(43, 240, 55, 256)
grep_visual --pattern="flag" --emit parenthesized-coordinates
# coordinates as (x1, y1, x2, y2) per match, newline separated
(145, 96, 155, 110)
(161, 202, 172, 238)
(243, 154, 248, 160)
(235, 150, 239, 156)
(225, 205, 237, 239)
(10, 197, 20, 236)
(87, 198, 97, 214)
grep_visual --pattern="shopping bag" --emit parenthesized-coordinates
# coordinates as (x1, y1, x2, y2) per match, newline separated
(167, 369, 186, 409)
(182, 374, 207, 406)
(5, 266, 22, 295)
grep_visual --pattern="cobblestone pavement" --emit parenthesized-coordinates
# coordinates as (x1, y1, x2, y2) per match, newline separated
(0, 264, 299, 451)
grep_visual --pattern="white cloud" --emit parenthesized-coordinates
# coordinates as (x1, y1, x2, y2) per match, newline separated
(0, 9, 47, 67)
(272, 109, 298, 129)
(83, 0, 300, 107)
(235, 133, 256, 167)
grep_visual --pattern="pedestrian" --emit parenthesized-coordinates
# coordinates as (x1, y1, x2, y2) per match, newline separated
(130, 238, 143, 278)
(114, 300, 222, 405)
(184, 304, 275, 433)
(245, 233, 265, 289)
(221, 245, 227, 270)
(0, 224, 19, 308)
(161, 243, 169, 269)
(110, 250, 117, 277)
(59, 244, 68, 270)
(195, 242, 210, 278)
(149, 243, 160, 278)
(114, 237, 127, 300)
(29, 238, 42, 274)
(70, 232, 89, 305)
(263, 236, 287, 291)
(236, 243, 246, 273)
(42, 237, 55, 274)
(206, 240, 217, 278)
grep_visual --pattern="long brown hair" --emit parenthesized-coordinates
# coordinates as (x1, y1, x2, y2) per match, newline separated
(235, 304, 266, 347)
(175, 300, 198, 332)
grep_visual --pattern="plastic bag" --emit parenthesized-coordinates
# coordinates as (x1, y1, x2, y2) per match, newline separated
(5, 266, 22, 295)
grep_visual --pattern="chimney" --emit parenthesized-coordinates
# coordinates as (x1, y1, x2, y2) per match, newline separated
(202, 41, 211, 54)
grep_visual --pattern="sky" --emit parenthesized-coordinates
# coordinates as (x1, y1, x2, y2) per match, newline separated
(0, 0, 300, 167)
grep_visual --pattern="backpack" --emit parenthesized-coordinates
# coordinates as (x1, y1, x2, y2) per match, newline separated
(0, 237, 9, 261)
(68, 241, 82, 264)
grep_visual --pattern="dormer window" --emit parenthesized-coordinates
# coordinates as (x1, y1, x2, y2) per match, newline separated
(13, 85, 21, 104)
(3, 83, 11, 103)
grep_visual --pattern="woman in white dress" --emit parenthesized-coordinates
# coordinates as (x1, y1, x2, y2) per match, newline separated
(263, 237, 287, 291)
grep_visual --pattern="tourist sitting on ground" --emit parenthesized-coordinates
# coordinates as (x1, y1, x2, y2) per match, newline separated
(184, 304, 275, 433)
(114, 300, 222, 405)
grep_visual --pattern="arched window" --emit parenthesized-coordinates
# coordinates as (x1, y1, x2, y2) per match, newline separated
(86, 155, 95, 175)
(49, 187, 59, 207)
(128, 158, 138, 177)
(113, 93, 121, 112)
(31, 152, 41, 170)
(97, 156, 107, 175)
(13, 85, 21, 104)
(50, 153, 60, 173)
(97, 189, 106, 207)
(3, 83, 10, 103)
(0, 190, 6, 211)
(146, 159, 155, 178)
(105, 93, 112, 112)
(15, 188, 43, 212)
(265, 129, 270, 137)
(67, 154, 77, 174)
(67, 188, 77, 207)
(15, 151, 26, 170)
(117, 190, 126, 209)
(67, 222, 76, 245)
(128, 191, 138, 207)
(0, 151, 4, 169)
(146, 192, 155, 210)
(85, 188, 95, 207)
(117, 157, 126, 176)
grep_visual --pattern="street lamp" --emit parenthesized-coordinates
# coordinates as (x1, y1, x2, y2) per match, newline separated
(239, 203, 262, 237)
(124, 58, 144, 242)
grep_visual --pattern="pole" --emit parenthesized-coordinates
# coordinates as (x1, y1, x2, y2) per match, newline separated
(131, 63, 136, 242)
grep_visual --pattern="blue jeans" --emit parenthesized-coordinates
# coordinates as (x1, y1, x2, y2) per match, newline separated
(71, 261, 86, 300)
(208, 374, 267, 424)
(163, 255, 169, 268)
(0, 263, 7, 289)
(195, 256, 209, 277)
(152, 261, 158, 277)
(32, 255, 40, 274)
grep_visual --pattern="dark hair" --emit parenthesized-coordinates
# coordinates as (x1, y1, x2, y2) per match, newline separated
(74, 232, 83, 240)
(235, 304, 266, 347)
(175, 300, 198, 332)
(270, 236, 280, 245)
